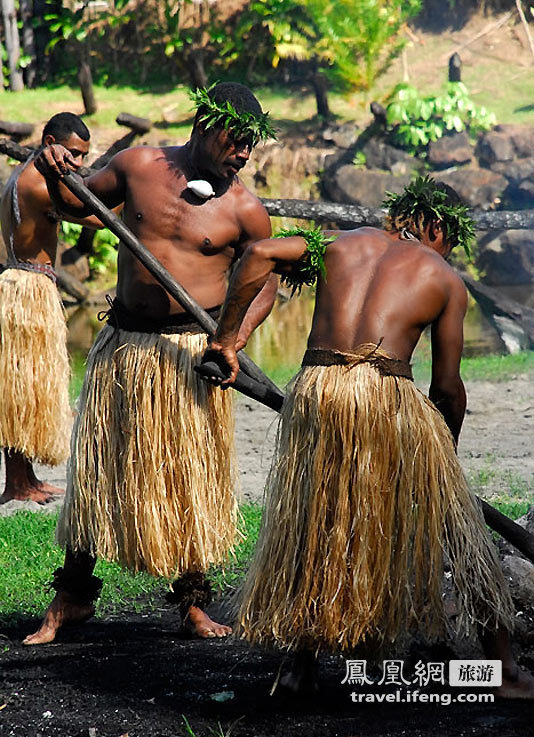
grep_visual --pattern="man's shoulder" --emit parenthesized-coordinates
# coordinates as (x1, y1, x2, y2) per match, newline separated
(16, 162, 50, 208)
(109, 144, 179, 170)
(232, 179, 268, 217)
(419, 251, 467, 309)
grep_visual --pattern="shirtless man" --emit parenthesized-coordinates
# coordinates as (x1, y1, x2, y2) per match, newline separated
(0, 112, 105, 504)
(207, 176, 534, 699)
(24, 82, 277, 645)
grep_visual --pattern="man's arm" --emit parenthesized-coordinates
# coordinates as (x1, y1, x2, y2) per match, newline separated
(36, 144, 127, 218)
(232, 195, 275, 350)
(429, 276, 468, 445)
(26, 177, 120, 230)
(210, 235, 308, 384)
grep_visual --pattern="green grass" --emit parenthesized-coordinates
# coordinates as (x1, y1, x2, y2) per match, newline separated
(0, 504, 262, 625)
(413, 350, 534, 385)
(69, 350, 87, 403)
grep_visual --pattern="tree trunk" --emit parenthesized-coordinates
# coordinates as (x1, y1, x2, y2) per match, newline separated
(20, 0, 37, 88)
(1, 0, 24, 91)
(33, 0, 56, 83)
(310, 69, 331, 120)
(78, 60, 97, 115)
(0, 39, 5, 88)
(187, 48, 208, 89)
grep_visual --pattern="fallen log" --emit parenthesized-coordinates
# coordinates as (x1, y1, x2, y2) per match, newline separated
(461, 273, 534, 352)
(0, 138, 36, 163)
(0, 120, 34, 140)
(196, 358, 534, 563)
(89, 130, 138, 171)
(56, 267, 90, 302)
(260, 197, 534, 231)
(116, 112, 152, 134)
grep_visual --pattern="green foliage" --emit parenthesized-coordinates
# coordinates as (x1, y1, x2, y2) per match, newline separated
(218, 0, 314, 77)
(386, 81, 496, 153)
(353, 150, 367, 168)
(303, 0, 422, 93)
(274, 225, 333, 293)
(60, 222, 118, 276)
(189, 86, 277, 143)
(221, 0, 421, 96)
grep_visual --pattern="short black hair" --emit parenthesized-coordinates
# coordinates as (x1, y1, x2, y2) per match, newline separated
(193, 82, 263, 129)
(42, 112, 90, 144)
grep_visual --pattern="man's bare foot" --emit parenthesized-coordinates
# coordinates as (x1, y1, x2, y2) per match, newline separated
(279, 651, 319, 696)
(23, 591, 94, 646)
(495, 666, 534, 700)
(184, 606, 232, 638)
(0, 480, 63, 504)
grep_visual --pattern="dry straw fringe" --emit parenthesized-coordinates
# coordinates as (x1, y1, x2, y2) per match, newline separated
(57, 325, 237, 578)
(0, 269, 71, 465)
(238, 360, 514, 653)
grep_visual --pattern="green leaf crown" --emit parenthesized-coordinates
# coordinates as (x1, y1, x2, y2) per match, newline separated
(274, 226, 332, 294)
(383, 175, 476, 258)
(189, 86, 277, 145)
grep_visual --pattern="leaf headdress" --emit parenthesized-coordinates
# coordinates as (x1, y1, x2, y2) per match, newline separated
(189, 86, 277, 145)
(383, 175, 476, 258)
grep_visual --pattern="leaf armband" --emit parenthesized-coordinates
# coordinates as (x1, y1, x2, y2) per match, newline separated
(274, 226, 333, 294)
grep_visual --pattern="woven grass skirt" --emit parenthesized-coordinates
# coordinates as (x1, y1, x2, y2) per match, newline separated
(56, 325, 237, 578)
(0, 268, 71, 465)
(237, 362, 513, 653)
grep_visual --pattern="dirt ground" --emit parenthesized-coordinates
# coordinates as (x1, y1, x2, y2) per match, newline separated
(2, 610, 534, 737)
(1, 374, 534, 736)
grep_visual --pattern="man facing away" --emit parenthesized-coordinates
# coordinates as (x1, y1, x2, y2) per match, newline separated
(0, 112, 105, 505)
(207, 176, 534, 699)
(24, 82, 277, 645)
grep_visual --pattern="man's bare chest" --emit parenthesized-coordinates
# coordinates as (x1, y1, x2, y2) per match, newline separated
(123, 177, 241, 251)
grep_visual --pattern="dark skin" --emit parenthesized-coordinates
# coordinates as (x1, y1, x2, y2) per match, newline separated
(24, 121, 276, 646)
(208, 223, 534, 700)
(0, 131, 107, 505)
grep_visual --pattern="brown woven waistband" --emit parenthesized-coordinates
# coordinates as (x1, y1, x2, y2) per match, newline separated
(100, 297, 220, 335)
(1, 260, 57, 283)
(302, 345, 413, 380)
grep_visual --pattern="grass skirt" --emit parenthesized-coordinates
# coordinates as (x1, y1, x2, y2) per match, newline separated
(56, 325, 237, 578)
(237, 361, 514, 653)
(0, 268, 71, 465)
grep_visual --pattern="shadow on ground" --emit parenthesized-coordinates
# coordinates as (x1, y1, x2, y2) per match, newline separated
(1, 601, 534, 737)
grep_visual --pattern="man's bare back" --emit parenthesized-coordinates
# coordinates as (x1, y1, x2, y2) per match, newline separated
(308, 226, 465, 362)
(206, 176, 534, 700)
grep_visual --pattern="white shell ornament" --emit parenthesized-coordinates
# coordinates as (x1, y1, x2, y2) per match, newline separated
(186, 179, 215, 199)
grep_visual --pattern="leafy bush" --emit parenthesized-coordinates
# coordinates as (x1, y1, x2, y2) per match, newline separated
(386, 81, 496, 153)
(304, 0, 422, 93)
(60, 222, 118, 276)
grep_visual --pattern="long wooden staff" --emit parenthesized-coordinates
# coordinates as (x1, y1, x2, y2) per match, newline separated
(59, 171, 280, 394)
(196, 359, 534, 564)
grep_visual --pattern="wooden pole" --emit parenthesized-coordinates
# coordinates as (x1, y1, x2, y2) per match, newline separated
(196, 359, 534, 563)
(515, 0, 534, 62)
(59, 172, 280, 393)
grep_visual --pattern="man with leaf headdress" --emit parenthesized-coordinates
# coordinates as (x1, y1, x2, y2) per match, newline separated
(25, 82, 277, 645)
(208, 176, 534, 699)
